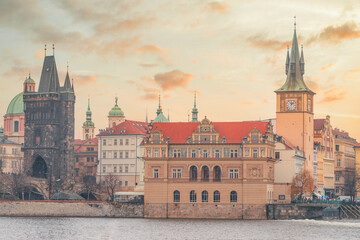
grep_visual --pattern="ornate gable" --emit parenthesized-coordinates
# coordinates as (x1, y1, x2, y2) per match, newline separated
(187, 117, 224, 144)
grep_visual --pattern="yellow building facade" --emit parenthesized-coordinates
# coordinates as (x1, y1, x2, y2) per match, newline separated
(143, 118, 290, 219)
(314, 116, 335, 197)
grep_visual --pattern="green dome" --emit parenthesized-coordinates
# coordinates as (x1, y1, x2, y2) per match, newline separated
(6, 92, 24, 116)
(153, 112, 169, 123)
(24, 77, 35, 84)
(109, 104, 124, 117)
(83, 121, 95, 127)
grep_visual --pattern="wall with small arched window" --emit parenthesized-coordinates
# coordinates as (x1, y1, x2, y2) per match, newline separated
(230, 191, 237, 202)
(213, 190, 220, 202)
(190, 190, 197, 202)
(202, 191, 208, 202)
(173, 190, 180, 202)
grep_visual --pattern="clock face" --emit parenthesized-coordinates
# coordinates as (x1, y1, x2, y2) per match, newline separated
(286, 100, 296, 111)
(308, 100, 311, 112)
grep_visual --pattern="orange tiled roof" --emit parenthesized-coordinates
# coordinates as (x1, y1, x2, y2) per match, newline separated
(314, 119, 325, 131)
(98, 120, 148, 136)
(152, 121, 268, 144)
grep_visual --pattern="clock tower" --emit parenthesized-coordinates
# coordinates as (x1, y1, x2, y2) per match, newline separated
(275, 22, 316, 175)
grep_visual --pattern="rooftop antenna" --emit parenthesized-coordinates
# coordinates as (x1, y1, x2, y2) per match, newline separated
(44, 44, 47, 56)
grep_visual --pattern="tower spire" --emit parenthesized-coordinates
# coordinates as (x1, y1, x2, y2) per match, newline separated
(52, 44, 55, 56)
(156, 93, 163, 116)
(44, 44, 47, 56)
(191, 91, 198, 122)
(275, 19, 313, 94)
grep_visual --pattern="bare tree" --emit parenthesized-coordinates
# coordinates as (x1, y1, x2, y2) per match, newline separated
(0, 172, 28, 200)
(104, 173, 117, 201)
(291, 169, 315, 200)
(82, 175, 99, 200)
(343, 172, 359, 200)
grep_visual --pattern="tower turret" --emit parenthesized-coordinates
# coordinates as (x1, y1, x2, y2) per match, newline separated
(153, 94, 169, 123)
(83, 98, 95, 140)
(191, 91, 198, 122)
(24, 74, 36, 93)
(108, 97, 125, 128)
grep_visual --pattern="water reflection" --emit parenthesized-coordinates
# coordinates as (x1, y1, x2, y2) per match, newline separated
(0, 217, 360, 240)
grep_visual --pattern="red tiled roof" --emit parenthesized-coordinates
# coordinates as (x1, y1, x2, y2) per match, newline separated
(98, 120, 148, 136)
(314, 119, 325, 131)
(152, 121, 268, 144)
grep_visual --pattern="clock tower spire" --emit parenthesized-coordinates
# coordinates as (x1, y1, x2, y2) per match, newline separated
(275, 21, 316, 176)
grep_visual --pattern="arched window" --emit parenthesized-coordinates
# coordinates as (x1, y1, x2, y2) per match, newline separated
(230, 191, 237, 203)
(190, 166, 197, 181)
(202, 191, 208, 202)
(190, 190, 197, 202)
(173, 190, 180, 202)
(214, 166, 221, 182)
(201, 166, 209, 181)
(214, 190, 220, 202)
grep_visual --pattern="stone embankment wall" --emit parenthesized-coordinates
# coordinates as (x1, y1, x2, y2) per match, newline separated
(145, 203, 267, 219)
(0, 201, 144, 218)
(267, 204, 323, 220)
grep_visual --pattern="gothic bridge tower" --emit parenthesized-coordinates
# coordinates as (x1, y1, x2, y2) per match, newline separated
(275, 22, 316, 175)
(23, 46, 75, 187)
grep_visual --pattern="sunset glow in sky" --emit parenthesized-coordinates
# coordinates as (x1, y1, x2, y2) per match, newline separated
(1, 0, 360, 140)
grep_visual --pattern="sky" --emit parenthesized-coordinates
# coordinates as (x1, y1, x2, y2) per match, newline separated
(1, 0, 360, 140)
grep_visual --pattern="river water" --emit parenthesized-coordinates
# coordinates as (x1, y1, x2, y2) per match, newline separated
(0, 217, 359, 240)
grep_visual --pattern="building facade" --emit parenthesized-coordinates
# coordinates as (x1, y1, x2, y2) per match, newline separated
(22, 52, 75, 186)
(74, 138, 98, 183)
(314, 116, 335, 197)
(144, 118, 283, 219)
(97, 120, 148, 192)
(3, 76, 35, 144)
(354, 143, 360, 198)
(274, 139, 305, 184)
(0, 136, 23, 174)
(275, 24, 315, 176)
(333, 128, 357, 196)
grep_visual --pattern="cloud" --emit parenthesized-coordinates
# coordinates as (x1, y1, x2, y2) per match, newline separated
(247, 34, 290, 51)
(320, 63, 335, 71)
(73, 74, 114, 87)
(139, 63, 158, 68)
(154, 70, 193, 91)
(307, 21, 360, 45)
(94, 16, 156, 35)
(206, 2, 230, 14)
(134, 45, 168, 55)
(318, 87, 347, 103)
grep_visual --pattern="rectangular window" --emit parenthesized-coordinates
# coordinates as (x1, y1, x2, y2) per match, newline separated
(177, 169, 181, 178)
(75, 169, 79, 176)
(125, 151, 129, 158)
(215, 150, 220, 158)
(1, 159, 5, 167)
(173, 150, 180, 158)
(114, 166, 117, 173)
(172, 169, 177, 178)
(120, 166, 123, 172)
(261, 150, 265, 157)
(336, 187, 339, 193)
(125, 181, 128, 186)
(114, 139, 117, 145)
(230, 169, 234, 179)
(275, 152, 280, 159)
(14, 121, 19, 132)
(234, 169, 239, 179)
(154, 169, 159, 179)
(119, 181, 122, 186)
(147, 150, 151, 157)
(335, 175, 339, 181)
(102, 166, 106, 173)
(234, 150, 238, 158)
(154, 150, 159, 158)
(11, 161, 17, 168)
(203, 150, 208, 158)
(245, 149, 249, 157)
(103, 139, 106, 146)
(125, 139, 129, 145)
(253, 149, 258, 158)
(191, 150, 196, 158)
(76, 157, 79, 162)
(119, 151, 123, 158)
(131, 138, 135, 145)
(102, 152, 106, 159)
(125, 166, 128, 173)
(120, 139, 123, 145)
(86, 157, 90, 162)
(337, 159, 341, 167)
(162, 150, 166, 157)
(114, 152, 117, 158)
(335, 145, 339, 151)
